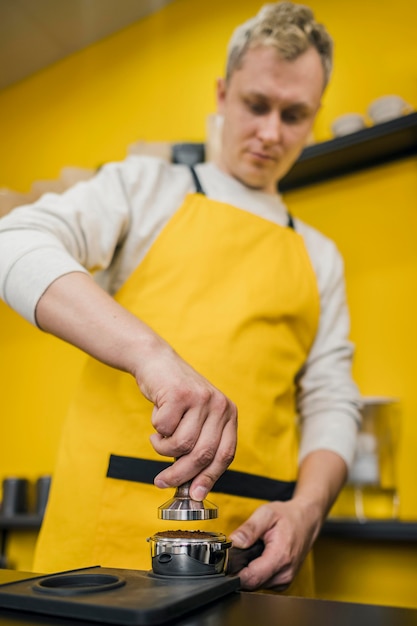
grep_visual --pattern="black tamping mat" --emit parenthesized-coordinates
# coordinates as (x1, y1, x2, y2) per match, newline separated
(0, 566, 241, 625)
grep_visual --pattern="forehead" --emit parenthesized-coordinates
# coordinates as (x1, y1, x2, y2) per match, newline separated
(229, 45, 324, 105)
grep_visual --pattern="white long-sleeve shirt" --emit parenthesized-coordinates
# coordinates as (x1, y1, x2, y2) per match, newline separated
(0, 156, 361, 465)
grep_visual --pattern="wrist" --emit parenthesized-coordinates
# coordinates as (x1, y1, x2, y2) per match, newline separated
(292, 450, 348, 531)
(291, 493, 326, 530)
(125, 325, 170, 379)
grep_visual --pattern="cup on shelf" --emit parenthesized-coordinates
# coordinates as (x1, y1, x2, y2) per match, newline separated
(0, 477, 29, 517)
(35, 475, 51, 517)
(368, 95, 413, 124)
(331, 113, 367, 137)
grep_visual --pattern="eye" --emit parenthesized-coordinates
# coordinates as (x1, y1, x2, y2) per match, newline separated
(282, 108, 309, 124)
(245, 98, 269, 115)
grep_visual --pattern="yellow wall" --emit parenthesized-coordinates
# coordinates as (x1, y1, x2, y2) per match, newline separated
(1, 0, 416, 190)
(286, 158, 417, 518)
(1, 0, 417, 602)
(314, 537, 417, 609)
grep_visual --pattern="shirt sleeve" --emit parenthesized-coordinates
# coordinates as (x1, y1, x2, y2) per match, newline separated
(0, 156, 191, 327)
(0, 161, 136, 325)
(294, 220, 362, 468)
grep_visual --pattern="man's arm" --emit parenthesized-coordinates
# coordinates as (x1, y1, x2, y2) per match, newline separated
(35, 271, 237, 501)
(229, 449, 347, 590)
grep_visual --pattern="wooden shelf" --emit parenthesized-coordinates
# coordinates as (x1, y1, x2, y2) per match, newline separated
(279, 111, 417, 191)
(321, 519, 417, 542)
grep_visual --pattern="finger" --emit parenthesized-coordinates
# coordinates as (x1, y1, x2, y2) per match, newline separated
(240, 570, 291, 592)
(150, 404, 208, 458)
(189, 418, 237, 500)
(230, 504, 276, 549)
(234, 556, 272, 591)
(150, 402, 185, 438)
(152, 412, 237, 493)
(152, 388, 236, 472)
(264, 576, 292, 592)
(236, 546, 291, 591)
(152, 431, 219, 492)
(261, 559, 296, 591)
(151, 392, 234, 460)
(150, 376, 220, 437)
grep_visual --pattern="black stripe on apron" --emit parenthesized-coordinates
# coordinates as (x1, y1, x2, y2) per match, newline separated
(107, 454, 296, 502)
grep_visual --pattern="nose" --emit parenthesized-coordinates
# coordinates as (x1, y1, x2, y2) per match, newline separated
(258, 112, 282, 145)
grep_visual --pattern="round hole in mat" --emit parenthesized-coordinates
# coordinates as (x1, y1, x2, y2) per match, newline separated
(33, 574, 126, 596)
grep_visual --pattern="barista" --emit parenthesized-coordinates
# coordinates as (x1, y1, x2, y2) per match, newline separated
(0, 2, 360, 594)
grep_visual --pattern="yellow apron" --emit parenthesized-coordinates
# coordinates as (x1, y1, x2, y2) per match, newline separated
(34, 189, 320, 595)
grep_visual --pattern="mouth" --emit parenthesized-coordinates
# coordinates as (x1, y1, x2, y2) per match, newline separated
(248, 150, 276, 163)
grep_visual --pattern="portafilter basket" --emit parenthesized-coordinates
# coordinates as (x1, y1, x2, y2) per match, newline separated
(147, 530, 232, 577)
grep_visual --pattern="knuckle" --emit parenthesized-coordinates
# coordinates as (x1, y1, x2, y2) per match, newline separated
(151, 419, 169, 437)
(269, 573, 294, 591)
(169, 386, 191, 406)
(199, 386, 214, 405)
(151, 408, 177, 437)
(244, 572, 263, 590)
(198, 471, 216, 491)
(175, 436, 196, 456)
(150, 411, 162, 430)
(174, 384, 213, 408)
(278, 569, 293, 585)
(222, 398, 238, 424)
(215, 394, 238, 420)
(219, 446, 236, 467)
(278, 551, 294, 573)
(196, 447, 216, 467)
(154, 424, 173, 438)
(212, 392, 229, 413)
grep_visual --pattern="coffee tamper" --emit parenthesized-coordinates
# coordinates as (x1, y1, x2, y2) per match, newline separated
(158, 480, 218, 521)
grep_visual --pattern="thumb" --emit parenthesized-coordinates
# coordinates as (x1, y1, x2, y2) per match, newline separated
(229, 521, 260, 550)
(229, 504, 275, 549)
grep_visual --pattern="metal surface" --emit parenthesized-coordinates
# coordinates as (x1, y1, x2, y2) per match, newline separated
(148, 531, 231, 577)
(158, 481, 218, 521)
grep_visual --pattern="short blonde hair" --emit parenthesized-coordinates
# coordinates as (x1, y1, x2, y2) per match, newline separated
(225, 2, 333, 88)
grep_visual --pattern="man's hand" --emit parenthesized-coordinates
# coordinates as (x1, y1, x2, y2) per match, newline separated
(229, 450, 348, 590)
(134, 340, 237, 501)
(229, 498, 319, 590)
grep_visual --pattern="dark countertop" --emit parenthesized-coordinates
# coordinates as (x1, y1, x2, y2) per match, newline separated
(0, 569, 417, 626)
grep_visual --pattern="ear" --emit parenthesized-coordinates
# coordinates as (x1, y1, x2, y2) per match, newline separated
(216, 77, 227, 115)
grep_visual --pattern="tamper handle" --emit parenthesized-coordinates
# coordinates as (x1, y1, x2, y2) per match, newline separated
(174, 480, 192, 498)
(227, 539, 265, 575)
(157, 467, 218, 520)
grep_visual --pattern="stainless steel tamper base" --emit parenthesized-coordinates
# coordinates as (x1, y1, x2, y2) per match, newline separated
(158, 481, 218, 520)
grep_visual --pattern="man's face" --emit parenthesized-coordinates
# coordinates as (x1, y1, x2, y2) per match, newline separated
(216, 45, 324, 194)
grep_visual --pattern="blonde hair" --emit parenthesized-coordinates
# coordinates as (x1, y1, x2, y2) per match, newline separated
(226, 2, 333, 88)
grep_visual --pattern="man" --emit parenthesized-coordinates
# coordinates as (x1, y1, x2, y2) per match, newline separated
(0, 2, 360, 594)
